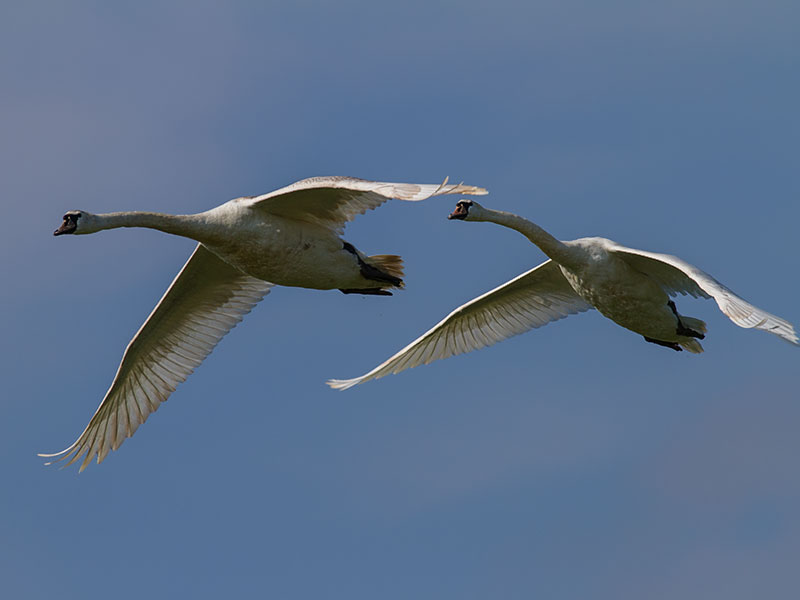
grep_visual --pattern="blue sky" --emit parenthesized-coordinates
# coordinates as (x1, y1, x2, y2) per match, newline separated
(2, 1, 799, 598)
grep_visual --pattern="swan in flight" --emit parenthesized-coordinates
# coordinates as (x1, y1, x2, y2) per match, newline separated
(41, 176, 487, 470)
(328, 200, 797, 390)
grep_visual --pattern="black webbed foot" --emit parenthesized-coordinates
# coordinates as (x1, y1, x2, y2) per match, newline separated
(643, 336, 683, 351)
(339, 288, 393, 296)
(667, 300, 679, 317)
(668, 300, 705, 339)
(676, 323, 705, 339)
(342, 241, 403, 287)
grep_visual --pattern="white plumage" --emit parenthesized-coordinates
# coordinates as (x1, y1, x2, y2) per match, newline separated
(328, 200, 797, 390)
(42, 176, 487, 470)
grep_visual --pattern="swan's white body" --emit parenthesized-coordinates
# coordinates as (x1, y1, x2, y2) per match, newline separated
(42, 176, 487, 470)
(328, 201, 797, 390)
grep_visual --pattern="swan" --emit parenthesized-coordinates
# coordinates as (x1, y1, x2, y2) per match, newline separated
(41, 176, 487, 470)
(328, 199, 797, 390)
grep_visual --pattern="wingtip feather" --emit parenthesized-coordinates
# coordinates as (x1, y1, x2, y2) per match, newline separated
(326, 377, 361, 391)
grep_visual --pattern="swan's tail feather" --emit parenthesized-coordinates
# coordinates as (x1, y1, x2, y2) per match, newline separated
(366, 254, 405, 288)
(679, 338, 704, 353)
(681, 316, 707, 335)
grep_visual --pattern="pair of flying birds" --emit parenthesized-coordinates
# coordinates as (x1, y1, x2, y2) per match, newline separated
(44, 176, 798, 470)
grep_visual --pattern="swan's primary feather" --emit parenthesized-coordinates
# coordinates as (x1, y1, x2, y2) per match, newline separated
(330, 200, 797, 391)
(45, 175, 488, 469)
(246, 176, 488, 234)
(327, 260, 592, 389)
(40, 245, 273, 470)
(608, 243, 799, 344)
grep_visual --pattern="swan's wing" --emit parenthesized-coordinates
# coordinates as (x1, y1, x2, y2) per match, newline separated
(40, 244, 273, 471)
(608, 243, 798, 344)
(328, 260, 592, 390)
(244, 176, 488, 234)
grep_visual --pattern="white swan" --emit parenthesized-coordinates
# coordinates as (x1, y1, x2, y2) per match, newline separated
(328, 200, 797, 390)
(41, 176, 487, 470)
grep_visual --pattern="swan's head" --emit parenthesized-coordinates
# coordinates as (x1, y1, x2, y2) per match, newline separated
(54, 211, 99, 236)
(448, 199, 485, 221)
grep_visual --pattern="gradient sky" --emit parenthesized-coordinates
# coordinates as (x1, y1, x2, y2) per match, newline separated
(2, 1, 799, 598)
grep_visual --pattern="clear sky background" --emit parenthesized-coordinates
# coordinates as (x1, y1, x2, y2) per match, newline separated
(2, 1, 799, 598)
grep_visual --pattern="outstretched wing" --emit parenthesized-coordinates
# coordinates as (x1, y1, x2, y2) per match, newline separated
(244, 176, 488, 234)
(328, 260, 592, 390)
(40, 244, 273, 471)
(608, 243, 798, 344)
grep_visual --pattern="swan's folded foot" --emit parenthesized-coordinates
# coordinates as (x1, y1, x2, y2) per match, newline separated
(667, 300, 679, 316)
(342, 242, 404, 287)
(359, 263, 403, 287)
(339, 288, 393, 296)
(643, 336, 683, 351)
(667, 300, 705, 339)
(676, 322, 705, 339)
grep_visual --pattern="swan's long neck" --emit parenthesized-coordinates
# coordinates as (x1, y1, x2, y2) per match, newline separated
(88, 211, 210, 240)
(477, 208, 579, 266)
